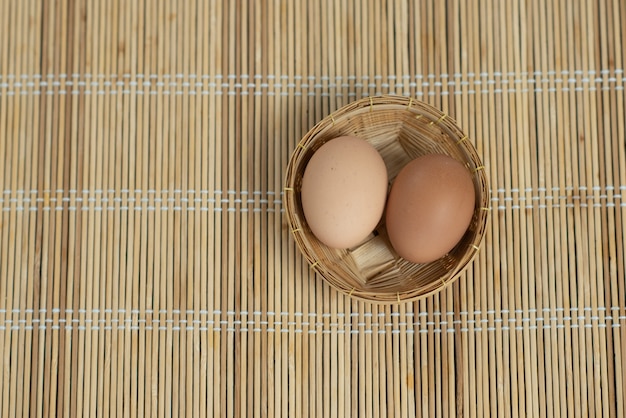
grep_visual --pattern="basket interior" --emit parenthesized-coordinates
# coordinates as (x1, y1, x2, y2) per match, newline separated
(285, 96, 489, 303)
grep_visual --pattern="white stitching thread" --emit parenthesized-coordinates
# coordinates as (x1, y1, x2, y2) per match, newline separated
(0, 70, 623, 80)
(1, 321, 622, 333)
(1, 199, 624, 211)
(1, 71, 624, 95)
(5, 307, 624, 317)
(1, 86, 624, 96)
(2, 186, 623, 196)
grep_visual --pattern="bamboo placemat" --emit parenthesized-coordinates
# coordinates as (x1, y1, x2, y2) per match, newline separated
(1, 0, 625, 417)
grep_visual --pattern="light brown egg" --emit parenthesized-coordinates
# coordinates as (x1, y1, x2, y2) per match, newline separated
(385, 154, 475, 264)
(301, 136, 388, 249)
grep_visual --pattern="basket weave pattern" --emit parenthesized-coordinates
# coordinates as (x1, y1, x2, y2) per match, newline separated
(285, 95, 490, 303)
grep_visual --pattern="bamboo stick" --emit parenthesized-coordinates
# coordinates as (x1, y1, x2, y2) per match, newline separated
(609, 3, 626, 417)
(12, 5, 29, 414)
(199, 0, 212, 414)
(1, 84, 14, 417)
(53, 9, 69, 416)
(597, 3, 619, 417)
(618, 1, 626, 415)
(40, 2, 58, 416)
(96, 3, 110, 418)
(134, 0, 148, 415)
(540, 2, 566, 416)
(11, 3, 27, 417)
(204, 0, 218, 416)
(126, 0, 141, 415)
(573, 2, 594, 416)
(258, 0, 269, 415)
(223, 0, 237, 416)
(92, 3, 109, 414)
(236, 0, 250, 415)
(556, 5, 581, 418)
(585, 2, 611, 417)
(265, 1, 276, 416)
(397, 301, 408, 418)
(477, 3, 491, 417)
(481, 4, 505, 418)
(0, 0, 10, 414)
(189, 0, 202, 414)
(178, 10, 187, 418)
(24, 3, 43, 417)
(153, 4, 165, 417)
(564, 1, 586, 415)
(250, 0, 262, 416)
(145, 1, 159, 416)
(171, 3, 183, 418)
(164, 2, 176, 415)
(278, 1, 291, 414)
(552, 4, 576, 418)
(16, 2, 36, 413)
(183, 0, 196, 416)
(87, 2, 105, 417)
(528, 2, 549, 417)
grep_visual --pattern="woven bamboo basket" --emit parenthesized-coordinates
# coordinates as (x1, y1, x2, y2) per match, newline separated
(284, 95, 490, 303)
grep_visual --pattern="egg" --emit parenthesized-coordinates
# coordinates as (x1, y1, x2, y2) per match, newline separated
(385, 154, 475, 264)
(300, 136, 388, 249)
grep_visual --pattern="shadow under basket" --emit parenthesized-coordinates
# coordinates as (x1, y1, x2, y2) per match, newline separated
(284, 95, 490, 304)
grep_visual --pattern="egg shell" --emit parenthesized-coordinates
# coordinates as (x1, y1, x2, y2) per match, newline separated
(300, 136, 388, 249)
(385, 154, 476, 264)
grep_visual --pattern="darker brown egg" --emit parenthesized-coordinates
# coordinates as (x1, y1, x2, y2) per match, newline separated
(385, 154, 476, 264)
